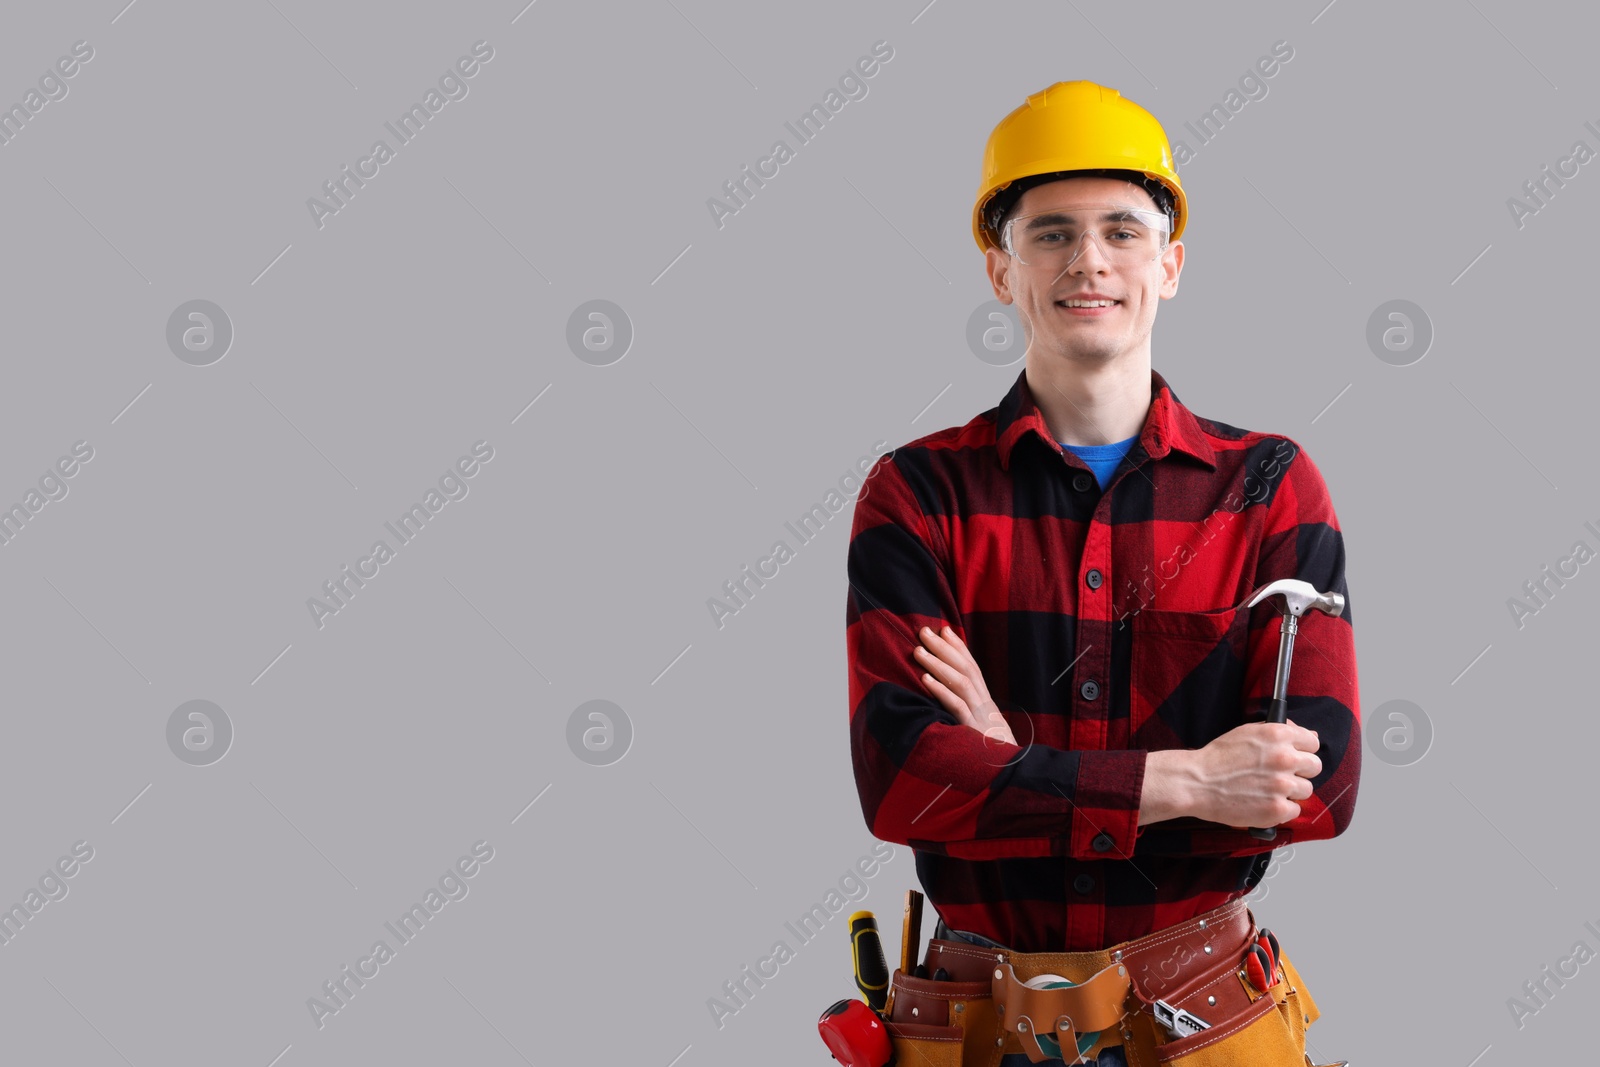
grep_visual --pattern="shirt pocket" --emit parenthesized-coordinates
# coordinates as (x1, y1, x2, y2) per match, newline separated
(1129, 605, 1250, 746)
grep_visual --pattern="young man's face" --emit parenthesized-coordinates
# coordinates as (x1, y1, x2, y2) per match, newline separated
(985, 175, 1184, 368)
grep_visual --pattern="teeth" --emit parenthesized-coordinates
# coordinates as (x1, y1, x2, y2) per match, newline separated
(1061, 299, 1115, 307)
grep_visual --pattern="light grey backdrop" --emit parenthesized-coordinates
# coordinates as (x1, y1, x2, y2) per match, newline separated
(0, 0, 1590, 1063)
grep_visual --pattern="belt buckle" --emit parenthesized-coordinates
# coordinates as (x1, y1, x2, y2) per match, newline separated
(1150, 998, 1210, 1040)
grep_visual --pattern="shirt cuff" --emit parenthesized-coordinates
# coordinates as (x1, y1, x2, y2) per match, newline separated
(1069, 749, 1147, 859)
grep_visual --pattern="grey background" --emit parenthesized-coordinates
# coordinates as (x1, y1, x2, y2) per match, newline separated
(0, 0, 1589, 1063)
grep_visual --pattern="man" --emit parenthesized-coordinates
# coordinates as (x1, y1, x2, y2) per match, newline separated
(845, 81, 1358, 1065)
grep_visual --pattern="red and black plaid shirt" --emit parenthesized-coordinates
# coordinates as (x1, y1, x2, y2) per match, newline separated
(846, 367, 1360, 953)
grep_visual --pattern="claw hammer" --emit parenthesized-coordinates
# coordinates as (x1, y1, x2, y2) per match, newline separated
(1239, 579, 1344, 841)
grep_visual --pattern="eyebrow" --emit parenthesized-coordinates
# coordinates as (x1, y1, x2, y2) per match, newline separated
(1020, 209, 1146, 231)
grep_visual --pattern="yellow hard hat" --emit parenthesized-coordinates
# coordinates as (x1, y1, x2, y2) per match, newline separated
(972, 80, 1187, 253)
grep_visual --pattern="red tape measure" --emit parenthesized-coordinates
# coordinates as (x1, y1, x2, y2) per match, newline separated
(818, 998, 893, 1067)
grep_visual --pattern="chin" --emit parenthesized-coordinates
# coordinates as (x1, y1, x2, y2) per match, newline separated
(1047, 337, 1121, 363)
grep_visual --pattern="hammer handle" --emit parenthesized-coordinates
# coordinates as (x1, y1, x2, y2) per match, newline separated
(1248, 611, 1300, 841)
(1248, 698, 1291, 839)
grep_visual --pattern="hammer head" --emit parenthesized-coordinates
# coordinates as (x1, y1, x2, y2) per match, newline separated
(1243, 578, 1344, 618)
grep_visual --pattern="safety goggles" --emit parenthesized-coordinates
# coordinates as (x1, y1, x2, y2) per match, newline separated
(1001, 202, 1172, 271)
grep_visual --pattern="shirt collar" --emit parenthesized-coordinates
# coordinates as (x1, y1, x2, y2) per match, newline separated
(993, 366, 1218, 472)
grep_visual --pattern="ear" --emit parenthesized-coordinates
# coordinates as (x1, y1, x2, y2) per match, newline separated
(1158, 240, 1184, 299)
(985, 246, 1015, 303)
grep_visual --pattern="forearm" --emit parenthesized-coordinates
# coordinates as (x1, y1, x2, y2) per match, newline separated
(1137, 748, 1197, 826)
(1132, 679, 1359, 856)
(855, 702, 1148, 860)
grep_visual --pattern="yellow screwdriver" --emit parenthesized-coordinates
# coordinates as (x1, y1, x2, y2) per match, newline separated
(848, 911, 889, 1012)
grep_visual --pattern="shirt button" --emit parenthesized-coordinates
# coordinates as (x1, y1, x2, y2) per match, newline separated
(1072, 473, 1093, 492)
(1085, 569, 1102, 590)
(1080, 679, 1100, 700)
(1092, 832, 1114, 853)
(1073, 874, 1095, 894)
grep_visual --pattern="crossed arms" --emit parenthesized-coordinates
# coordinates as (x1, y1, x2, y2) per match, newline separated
(846, 449, 1360, 862)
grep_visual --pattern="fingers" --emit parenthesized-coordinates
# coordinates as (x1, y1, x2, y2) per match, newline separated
(1275, 720, 1322, 778)
(914, 645, 971, 699)
(1284, 719, 1321, 752)
(922, 672, 1017, 745)
(919, 671, 972, 725)
(915, 628, 982, 695)
(916, 625, 1007, 746)
(914, 630, 1015, 745)
(919, 627, 990, 697)
(918, 625, 970, 666)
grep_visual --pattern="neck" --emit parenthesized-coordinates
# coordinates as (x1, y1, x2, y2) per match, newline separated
(1024, 349, 1152, 447)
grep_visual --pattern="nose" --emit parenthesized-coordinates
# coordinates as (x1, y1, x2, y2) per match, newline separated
(1069, 231, 1113, 272)
(1049, 231, 1112, 287)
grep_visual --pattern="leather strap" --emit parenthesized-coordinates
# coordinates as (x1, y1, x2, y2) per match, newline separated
(910, 899, 1262, 1060)
(992, 958, 1132, 1062)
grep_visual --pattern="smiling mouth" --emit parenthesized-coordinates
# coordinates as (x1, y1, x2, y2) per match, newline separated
(1055, 298, 1119, 313)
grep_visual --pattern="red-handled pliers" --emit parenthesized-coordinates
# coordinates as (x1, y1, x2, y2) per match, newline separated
(1244, 928, 1282, 991)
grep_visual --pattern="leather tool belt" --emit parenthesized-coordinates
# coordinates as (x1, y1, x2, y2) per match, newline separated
(882, 898, 1338, 1066)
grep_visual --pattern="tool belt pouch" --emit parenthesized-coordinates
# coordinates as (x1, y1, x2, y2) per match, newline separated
(1148, 941, 1322, 1065)
(991, 959, 1132, 1063)
(883, 905, 1325, 1067)
(885, 959, 1135, 1067)
(883, 968, 997, 1067)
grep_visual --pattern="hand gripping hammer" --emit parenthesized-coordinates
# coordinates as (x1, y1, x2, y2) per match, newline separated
(1239, 579, 1344, 841)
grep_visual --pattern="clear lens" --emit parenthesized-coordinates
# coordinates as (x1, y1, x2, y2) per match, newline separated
(1002, 202, 1171, 272)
